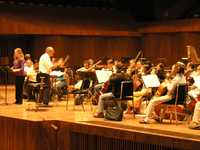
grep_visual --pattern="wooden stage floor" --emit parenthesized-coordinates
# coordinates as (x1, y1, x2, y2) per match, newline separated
(0, 85, 200, 150)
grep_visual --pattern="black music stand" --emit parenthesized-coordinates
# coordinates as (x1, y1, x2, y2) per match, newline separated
(77, 71, 97, 83)
(0, 57, 10, 105)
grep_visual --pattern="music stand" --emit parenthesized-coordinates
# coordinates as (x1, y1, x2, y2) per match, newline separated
(0, 57, 10, 105)
(77, 71, 97, 83)
(95, 70, 112, 83)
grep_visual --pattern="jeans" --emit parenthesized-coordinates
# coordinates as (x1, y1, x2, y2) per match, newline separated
(96, 92, 114, 113)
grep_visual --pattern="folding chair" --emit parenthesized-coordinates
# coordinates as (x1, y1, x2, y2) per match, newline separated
(160, 84, 187, 125)
(66, 79, 93, 111)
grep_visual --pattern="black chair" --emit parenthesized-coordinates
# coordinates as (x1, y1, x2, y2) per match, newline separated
(105, 81, 133, 111)
(66, 79, 93, 111)
(160, 84, 187, 124)
(26, 73, 49, 103)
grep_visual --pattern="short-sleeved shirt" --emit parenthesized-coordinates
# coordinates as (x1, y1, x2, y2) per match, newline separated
(13, 59, 25, 76)
(39, 53, 53, 74)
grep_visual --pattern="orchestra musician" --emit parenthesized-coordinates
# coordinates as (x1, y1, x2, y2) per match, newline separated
(151, 63, 166, 82)
(38, 46, 56, 105)
(11, 48, 26, 104)
(126, 62, 153, 114)
(76, 59, 95, 72)
(139, 63, 186, 124)
(94, 63, 130, 118)
(52, 58, 69, 100)
(189, 101, 200, 129)
(185, 62, 195, 79)
(91, 59, 114, 105)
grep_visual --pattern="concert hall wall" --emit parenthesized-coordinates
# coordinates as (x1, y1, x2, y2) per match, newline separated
(141, 33, 200, 65)
(1, 3, 200, 84)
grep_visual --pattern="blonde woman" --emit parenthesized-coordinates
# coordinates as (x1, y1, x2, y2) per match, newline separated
(11, 48, 25, 104)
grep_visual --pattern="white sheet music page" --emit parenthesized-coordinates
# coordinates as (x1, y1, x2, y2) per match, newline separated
(142, 74, 160, 88)
(50, 71, 64, 77)
(96, 70, 112, 83)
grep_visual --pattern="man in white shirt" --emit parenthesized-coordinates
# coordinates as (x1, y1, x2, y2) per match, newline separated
(38, 46, 55, 105)
(39, 47, 54, 74)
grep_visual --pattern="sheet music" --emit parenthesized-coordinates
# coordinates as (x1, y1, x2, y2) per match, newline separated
(95, 70, 112, 83)
(74, 80, 83, 89)
(142, 74, 160, 88)
(50, 71, 64, 77)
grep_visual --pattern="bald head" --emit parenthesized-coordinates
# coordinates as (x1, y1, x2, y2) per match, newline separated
(45, 46, 55, 57)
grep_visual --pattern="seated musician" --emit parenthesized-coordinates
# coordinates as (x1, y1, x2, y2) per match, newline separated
(88, 58, 94, 69)
(126, 59, 136, 76)
(94, 64, 130, 118)
(102, 59, 114, 71)
(126, 63, 153, 114)
(25, 61, 38, 100)
(151, 63, 166, 83)
(190, 64, 200, 78)
(92, 59, 114, 104)
(76, 59, 95, 72)
(189, 101, 200, 129)
(112, 59, 124, 73)
(53, 58, 69, 100)
(186, 75, 200, 118)
(139, 63, 186, 124)
(185, 62, 195, 79)
(23, 57, 34, 98)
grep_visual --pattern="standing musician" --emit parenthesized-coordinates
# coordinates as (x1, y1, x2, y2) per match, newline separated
(139, 63, 186, 124)
(38, 46, 56, 105)
(11, 48, 26, 104)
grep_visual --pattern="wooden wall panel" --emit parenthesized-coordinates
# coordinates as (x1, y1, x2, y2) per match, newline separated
(142, 33, 200, 66)
(138, 19, 200, 33)
(0, 4, 139, 37)
(30, 36, 141, 67)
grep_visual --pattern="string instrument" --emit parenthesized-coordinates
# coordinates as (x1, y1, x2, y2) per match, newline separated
(132, 75, 143, 91)
(63, 55, 70, 66)
(155, 82, 168, 96)
(87, 60, 102, 71)
(101, 80, 111, 93)
(134, 50, 142, 62)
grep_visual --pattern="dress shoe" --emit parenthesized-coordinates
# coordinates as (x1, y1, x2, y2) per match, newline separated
(94, 112, 104, 118)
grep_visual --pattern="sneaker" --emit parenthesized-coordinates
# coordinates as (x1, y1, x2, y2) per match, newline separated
(188, 122, 200, 130)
